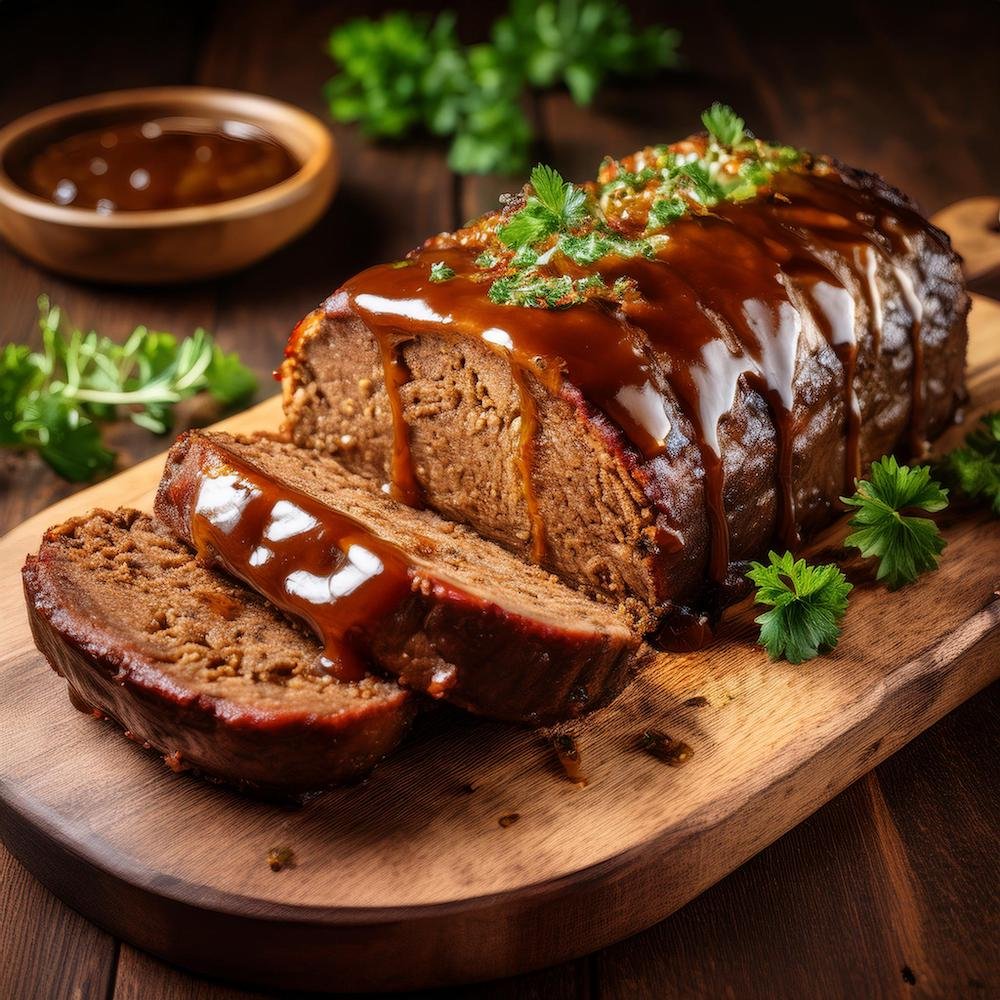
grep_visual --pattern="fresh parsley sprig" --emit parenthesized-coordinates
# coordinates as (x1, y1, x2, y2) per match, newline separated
(325, 1, 680, 175)
(943, 411, 1000, 515)
(747, 551, 853, 664)
(0, 298, 256, 481)
(498, 164, 589, 248)
(701, 102, 746, 148)
(480, 103, 804, 312)
(841, 456, 949, 589)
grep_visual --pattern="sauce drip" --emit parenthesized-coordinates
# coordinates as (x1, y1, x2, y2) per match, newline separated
(190, 455, 412, 681)
(371, 328, 424, 506)
(341, 165, 931, 591)
(25, 116, 298, 212)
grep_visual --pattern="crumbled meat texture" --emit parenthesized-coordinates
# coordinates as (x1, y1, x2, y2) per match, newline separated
(154, 433, 638, 723)
(39, 509, 401, 714)
(206, 433, 636, 632)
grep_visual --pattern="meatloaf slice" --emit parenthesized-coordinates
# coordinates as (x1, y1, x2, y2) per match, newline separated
(280, 147, 968, 637)
(155, 430, 638, 724)
(23, 509, 416, 795)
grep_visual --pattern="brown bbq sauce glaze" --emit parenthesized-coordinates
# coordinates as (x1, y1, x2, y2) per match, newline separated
(188, 454, 412, 682)
(26, 117, 298, 212)
(340, 165, 929, 613)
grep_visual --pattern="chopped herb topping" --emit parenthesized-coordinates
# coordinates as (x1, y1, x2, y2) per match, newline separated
(429, 261, 456, 282)
(471, 105, 804, 311)
(649, 195, 686, 227)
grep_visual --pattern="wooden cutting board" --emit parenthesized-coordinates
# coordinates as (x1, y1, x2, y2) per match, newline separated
(1, 294, 998, 993)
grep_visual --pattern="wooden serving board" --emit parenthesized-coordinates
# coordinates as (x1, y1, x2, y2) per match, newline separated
(1, 297, 998, 993)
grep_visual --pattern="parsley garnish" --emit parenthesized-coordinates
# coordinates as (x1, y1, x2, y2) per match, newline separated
(498, 164, 588, 249)
(429, 261, 456, 282)
(841, 456, 949, 589)
(943, 411, 1000, 515)
(649, 196, 686, 227)
(488, 273, 606, 309)
(701, 102, 746, 147)
(475, 105, 804, 310)
(747, 551, 853, 664)
(0, 298, 256, 481)
(325, 2, 680, 175)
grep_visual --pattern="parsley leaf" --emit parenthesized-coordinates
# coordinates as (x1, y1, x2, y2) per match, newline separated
(493, 0, 679, 106)
(841, 456, 949, 589)
(498, 163, 589, 248)
(701, 102, 745, 147)
(649, 196, 686, 228)
(677, 161, 725, 205)
(429, 261, 456, 282)
(325, 2, 681, 175)
(943, 411, 1000, 515)
(0, 299, 256, 482)
(747, 551, 853, 664)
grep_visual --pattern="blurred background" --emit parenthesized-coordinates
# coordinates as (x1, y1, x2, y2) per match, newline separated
(1, 1, 998, 998)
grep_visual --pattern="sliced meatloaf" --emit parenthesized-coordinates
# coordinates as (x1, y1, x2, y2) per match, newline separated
(280, 140, 969, 637)
(155, 430, 638, 724)
(23, 509, 416, 794)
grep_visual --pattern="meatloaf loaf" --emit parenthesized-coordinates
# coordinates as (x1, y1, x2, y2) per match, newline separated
(23, 509, 416, 794)
(155, 430, 637, 723)
(280, 135, 969, 636)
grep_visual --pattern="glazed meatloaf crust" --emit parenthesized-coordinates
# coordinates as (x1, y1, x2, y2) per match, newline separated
(23, 509, 416, 794)
(155, 430, 637, 724)
(281, 142, 969, 636)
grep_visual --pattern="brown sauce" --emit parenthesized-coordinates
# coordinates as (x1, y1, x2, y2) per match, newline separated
(341, 165, 930, 599)
(371, 329, 424, 506)
(636, 728, 693, 766)
(549, 733, 586, 785)
(189, 453, 412, 682)
(25, 116, 298, 212)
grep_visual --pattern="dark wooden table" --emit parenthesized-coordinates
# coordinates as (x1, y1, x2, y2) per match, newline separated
(1, 2, 998, 997)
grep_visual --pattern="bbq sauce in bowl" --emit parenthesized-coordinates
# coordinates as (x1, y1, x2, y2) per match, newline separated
(25, 116, 299, 213)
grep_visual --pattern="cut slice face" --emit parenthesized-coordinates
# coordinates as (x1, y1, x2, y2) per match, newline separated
(23, 508, 416, 794)
(155, 431, 639, 724)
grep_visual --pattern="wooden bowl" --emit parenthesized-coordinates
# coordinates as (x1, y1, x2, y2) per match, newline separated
(0, 87, 338, 284)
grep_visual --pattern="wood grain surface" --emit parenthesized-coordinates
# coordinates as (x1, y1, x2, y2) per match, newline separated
(0, 295, 997, 990)
(1, 1, 998, 997)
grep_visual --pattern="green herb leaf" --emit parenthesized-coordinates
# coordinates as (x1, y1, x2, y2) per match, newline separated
(841, 456, 949, 589)
(747, 551, 853, 664)
(493, 0, 679, 107)
(325, 2, 681, 176)
(943, 411, 1000, 515)
(498, 204, 560, 248)
(498, 163, 589, 249)
(677, 161, 724, 206)
(648, 196, 686, 228)
(1, 300, 256, 481)
(429, 261, 457, 282)
(205, 344, 259, 405)
(701, 102, 745, 147)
